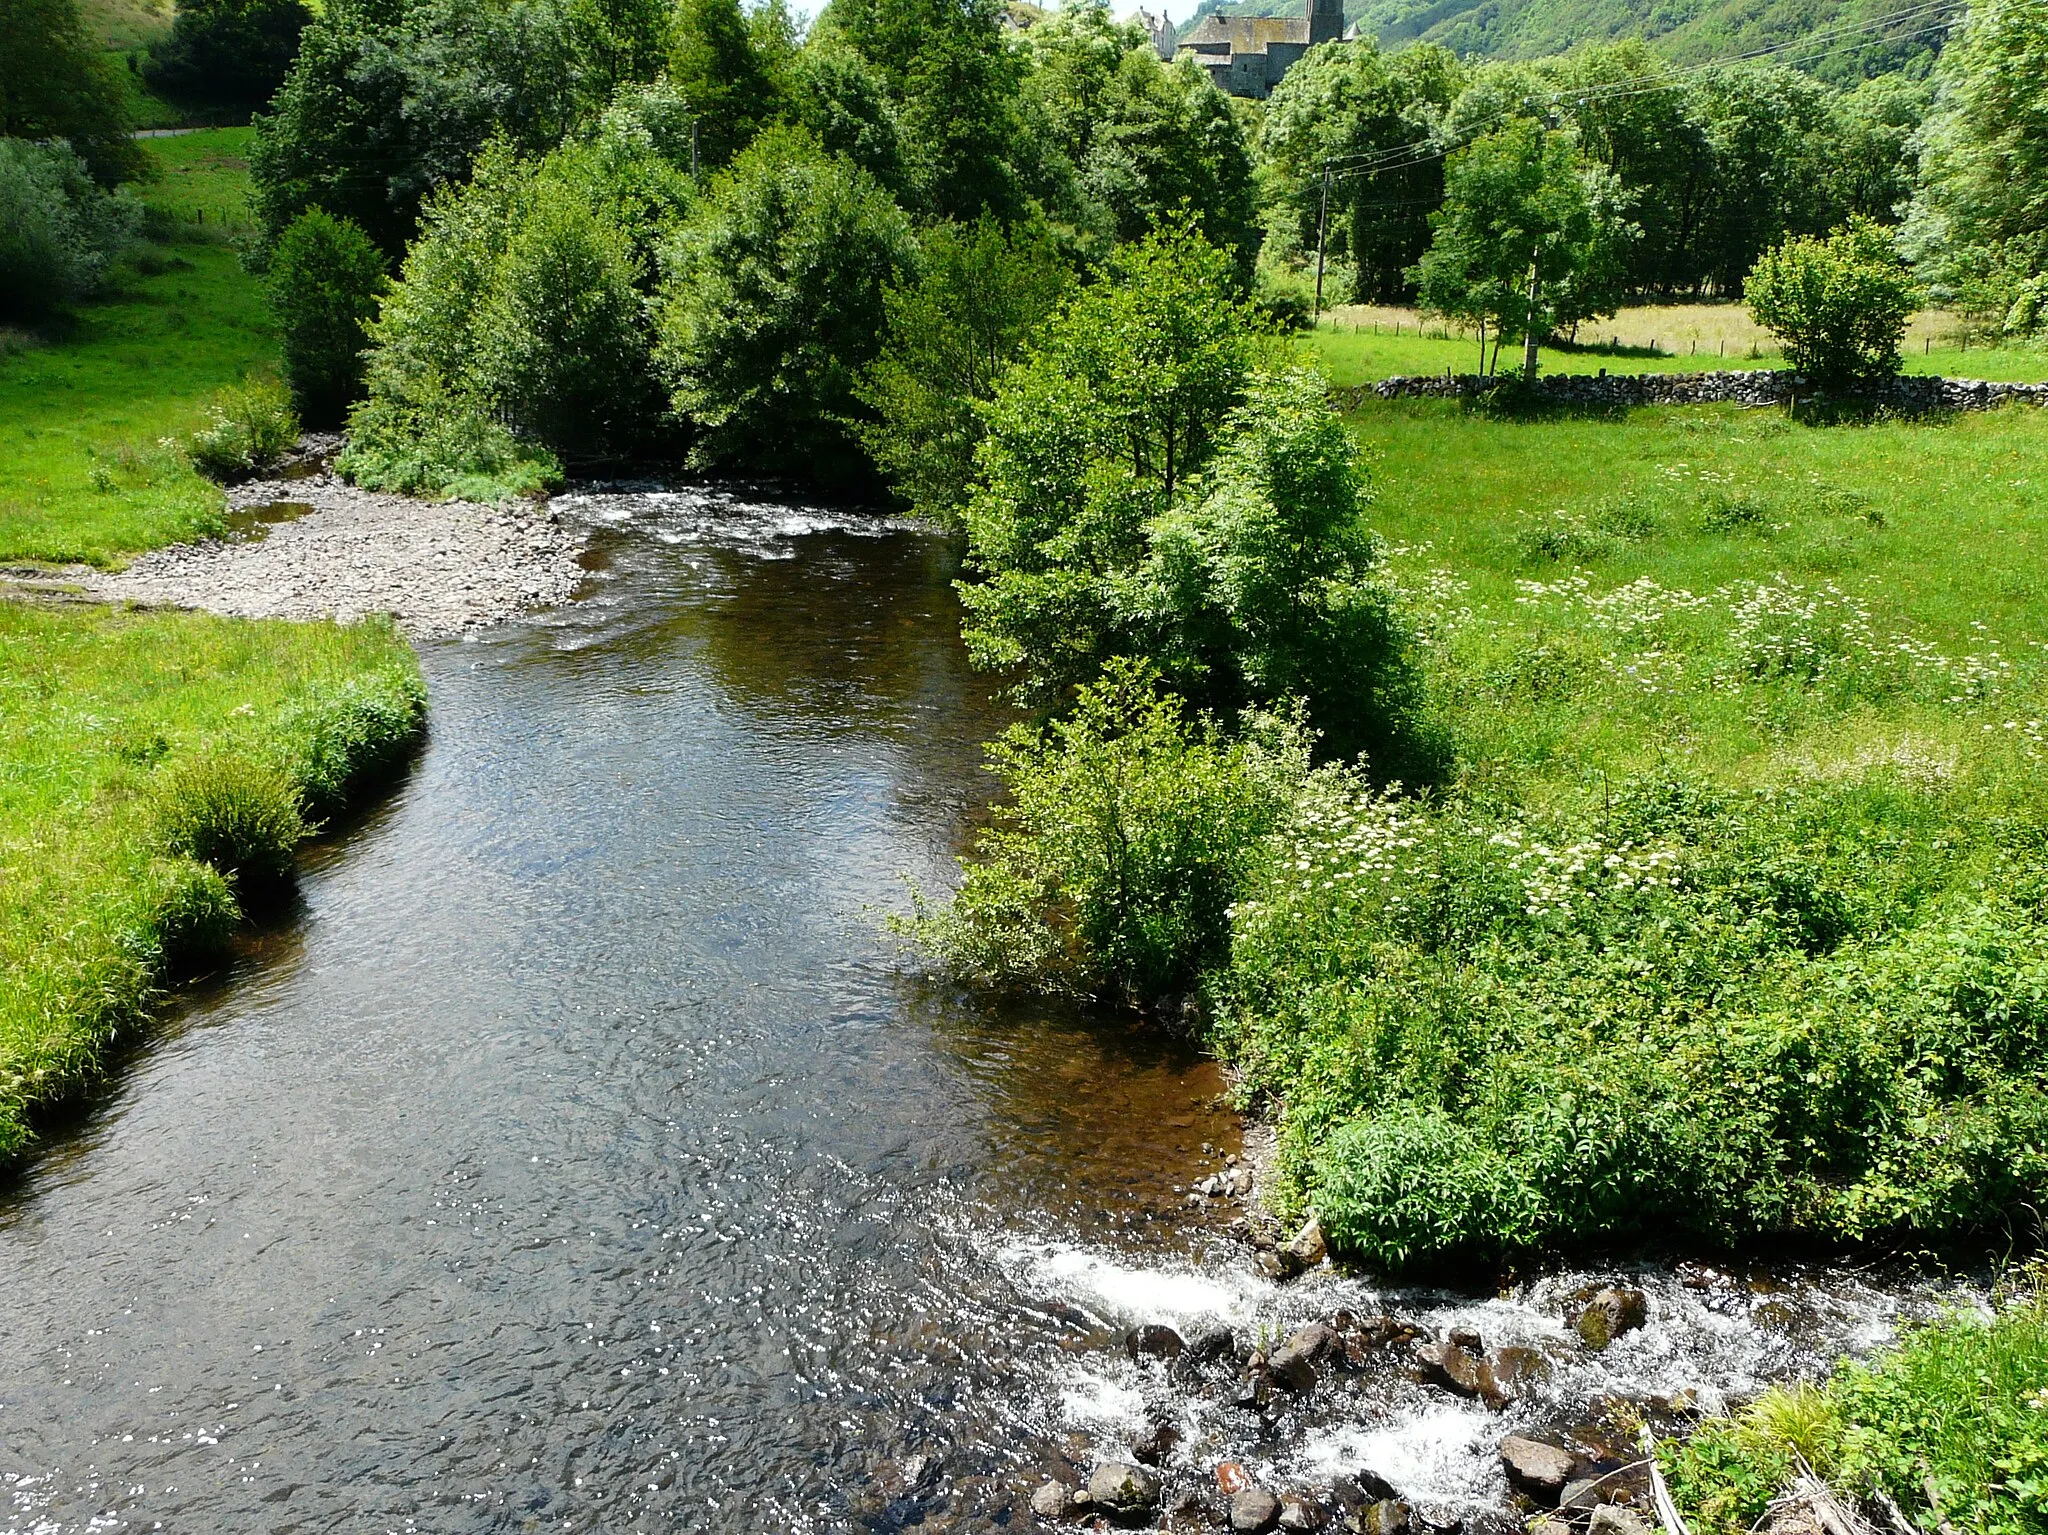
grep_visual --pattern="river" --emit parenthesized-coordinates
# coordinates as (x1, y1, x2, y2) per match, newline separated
(0, 489, 1961, 1534)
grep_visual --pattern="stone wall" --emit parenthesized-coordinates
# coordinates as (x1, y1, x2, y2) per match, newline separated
(1333, 369, 2048, 413)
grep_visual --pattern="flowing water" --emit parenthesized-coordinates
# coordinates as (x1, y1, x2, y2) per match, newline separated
(0, 490, 1966, 1535)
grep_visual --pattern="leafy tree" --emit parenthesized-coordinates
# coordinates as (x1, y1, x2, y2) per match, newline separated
(566, 0, 672, 108)
(145, 0, 314, 112)
(790, 42, 907, 193)
(1692, 64, 1839, 295)
(1903, 0, 2048, 335)
(1827, 72, 1931, 225)
(250, 0, 582, 255)
(824, 0, 1025, 220)
(1259, 39, 1462, 303)
(654, 127, 917, 475)
(668, 0, 786, 169)
(0, 0, 141, 185)
(1410, 120, 1632, 376)
(0, 137, 140, 318)
(1746, 218, 1919, 385)
(856, 215, 1073, 523)
(269, 208, 388, 425)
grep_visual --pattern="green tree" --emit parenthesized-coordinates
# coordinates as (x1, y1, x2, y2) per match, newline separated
(269, 208, 388, 425)
(0, 136, 140, 318)
(1903, 0, 2048, 335)
(567, 0, 673, 108)
(654, 127, 917, 475)
(1259, 39, 1462, 303)
(824, 0, 1024, 219)
(1828, 72, 1931, 225)
(1692, 64, 1839, 295)
(790, 42, 907, 193)
(856, 215, 1073, 523)
(1409, 120, 1632, 376)
(1746, 218, 1920, 385)
(0, 0, 141, 185)
(145, 0, 314, 112)
(668, 0, 786, 169)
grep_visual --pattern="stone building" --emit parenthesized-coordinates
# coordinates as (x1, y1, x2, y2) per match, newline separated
(1174, 0, 1345, 97)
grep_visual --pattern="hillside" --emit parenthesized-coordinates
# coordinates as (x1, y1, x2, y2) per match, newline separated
(1173, 0, 1950, 80)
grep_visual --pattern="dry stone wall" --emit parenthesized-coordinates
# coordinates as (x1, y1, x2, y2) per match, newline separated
(1337, 370, 2048, 412)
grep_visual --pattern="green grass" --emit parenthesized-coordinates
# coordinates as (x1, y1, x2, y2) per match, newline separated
(1663, 1284, 2048, 1535)
(0, 602, 424, 1161)
(1306, 323, 2048, 388)
(0, 127, 275, 567)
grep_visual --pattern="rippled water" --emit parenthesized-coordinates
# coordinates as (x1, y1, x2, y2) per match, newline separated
(0, 489, 1962, 1534)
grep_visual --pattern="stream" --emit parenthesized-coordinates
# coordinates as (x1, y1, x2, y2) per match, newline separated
(0, 489, 1966, 1534)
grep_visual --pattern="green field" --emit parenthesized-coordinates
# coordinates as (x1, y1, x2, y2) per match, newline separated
(0, 128, 272, 567)
(0, 126, 426, 1162)
(1307, 319, 2048, 388)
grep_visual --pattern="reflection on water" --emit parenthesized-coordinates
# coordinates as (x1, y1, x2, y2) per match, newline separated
(0, 487, 1957, 1534)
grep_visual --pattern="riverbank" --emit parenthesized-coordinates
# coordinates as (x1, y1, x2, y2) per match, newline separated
(0, 599, 424, 1162)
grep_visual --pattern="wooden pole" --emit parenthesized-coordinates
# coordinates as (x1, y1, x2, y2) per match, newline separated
(1313, 166, 1331, 321)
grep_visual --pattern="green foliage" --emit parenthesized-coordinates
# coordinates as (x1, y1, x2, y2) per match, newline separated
(0, 0, 143, 185)
(268, 207, 388, 425)
(1664, 1291, 2048, 1535)
(1903, 0, 2048, 337)
(654, 126, 916, 475)
(0, 137, 141, 319)
(1747, 218, 1920, 384)
(144, 0, 313, 111)
(905, 659, 1305, 1005)
(855, 214, 1073, 523)
(151, 750, 308, 895)
(1410, 120, 1632, 376)
(668, 0, 785, 169)
(187, 374, 300, 479)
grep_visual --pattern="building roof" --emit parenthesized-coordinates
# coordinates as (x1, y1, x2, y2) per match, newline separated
(1177, 10, 1309, 53)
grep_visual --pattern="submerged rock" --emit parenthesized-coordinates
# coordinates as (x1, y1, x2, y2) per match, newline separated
(1414, 1341, 1504, 1406)
(1279, 1489, 1333, 1530)
(1126, 1323, 1186, 1362)
(1131, 1417, 1180, 1465)
(1268, 1323, 1337, 1392)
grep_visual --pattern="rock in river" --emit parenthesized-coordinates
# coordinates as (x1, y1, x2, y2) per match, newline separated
(1231, 1485, 1283, 1532)
(1031, 1480, 1072, 1520)
(1498, 1435, 1576, 1503)
(1414, 1341, 1503, 1407)
(1279, 1489, 1333, 1530)
(1570, 1286, 1649, 1351)
(1087, 1462, 1162, 1521)
(1267, 1322, 1338, 1392)
(1126, 1323, 1186, 1362)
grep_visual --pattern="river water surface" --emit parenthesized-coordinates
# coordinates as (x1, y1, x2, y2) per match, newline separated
(0, 491, 1961, 1534)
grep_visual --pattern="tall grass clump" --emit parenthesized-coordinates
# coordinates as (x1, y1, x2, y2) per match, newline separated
(0, 604, 425, 1162)
(187, 374, 300, 481)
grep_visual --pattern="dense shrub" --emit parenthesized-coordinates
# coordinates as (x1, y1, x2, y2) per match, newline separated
(188, 376, 300, 480)
(654, 127, 917, 476)
(1747, 218, 1920, 385)
(0, 137, 140, 320)
(145, 0, 314, 112)
(0, 0, 142, 186)
(269, 208, 388, 425)
(904, 661, 1305, 1007)
(152, 751, 308, 896)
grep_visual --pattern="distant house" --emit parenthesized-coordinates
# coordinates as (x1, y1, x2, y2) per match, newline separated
(1134, 6, 1177, 60)
(1175, 0, 1345, 97)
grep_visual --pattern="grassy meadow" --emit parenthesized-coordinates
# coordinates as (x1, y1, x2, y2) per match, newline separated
(1308, 305, 2048, 387)
(0, 127, 427, 1162)
(0, 128, 272, 567)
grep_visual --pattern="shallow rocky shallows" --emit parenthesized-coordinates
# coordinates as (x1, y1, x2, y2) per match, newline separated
(75, 471, 586, 639)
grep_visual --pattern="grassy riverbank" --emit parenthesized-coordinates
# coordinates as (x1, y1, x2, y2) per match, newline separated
(0, 128, 428, 1162)
(0, 602, 424, 1160)
(1662, 1281, 2048, 1535)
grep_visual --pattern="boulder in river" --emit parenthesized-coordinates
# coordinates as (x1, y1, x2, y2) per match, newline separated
(1232, 1485, 1283, 1532)
(1087, 1461, 1162, 1521)
(1414, 1341, 1504, 1407)
(1030, 1480, 1073, 1520)
(1268, 1322, 1338, 1392)
(1570, 1286, 1649, 1351)
(1217, 1462, 1253, 1494)
(1590, 1506, 1653, 1535)
(1279, 1489, 1333, 1530)
(1126, 1323, 1186, 1362)
(1281, 1215, 1328, 1274)
(1498, 1436, 1575, 1503)
(1131, 1417, 1180, 1465)
(1331, 1472, 1401, 1517)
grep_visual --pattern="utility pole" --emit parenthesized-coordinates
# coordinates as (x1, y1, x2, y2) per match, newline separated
(1522, 247, 1542, 382)
(1313, 165, 1331, 321)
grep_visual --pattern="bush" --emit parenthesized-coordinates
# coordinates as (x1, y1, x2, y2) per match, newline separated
(0, 137, 140, 319)
(904, 660, 1306, 1006)
(152, 751, 308, 896)
(1747, 218, 1921, 386)
(655, 127, 918, 476)
(145, 0, 313, 111)
(339, 379, 561, 501)
(274, 664, 429, 819)
(269, 208, 387, 426)
(188, 376, 299, 480)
